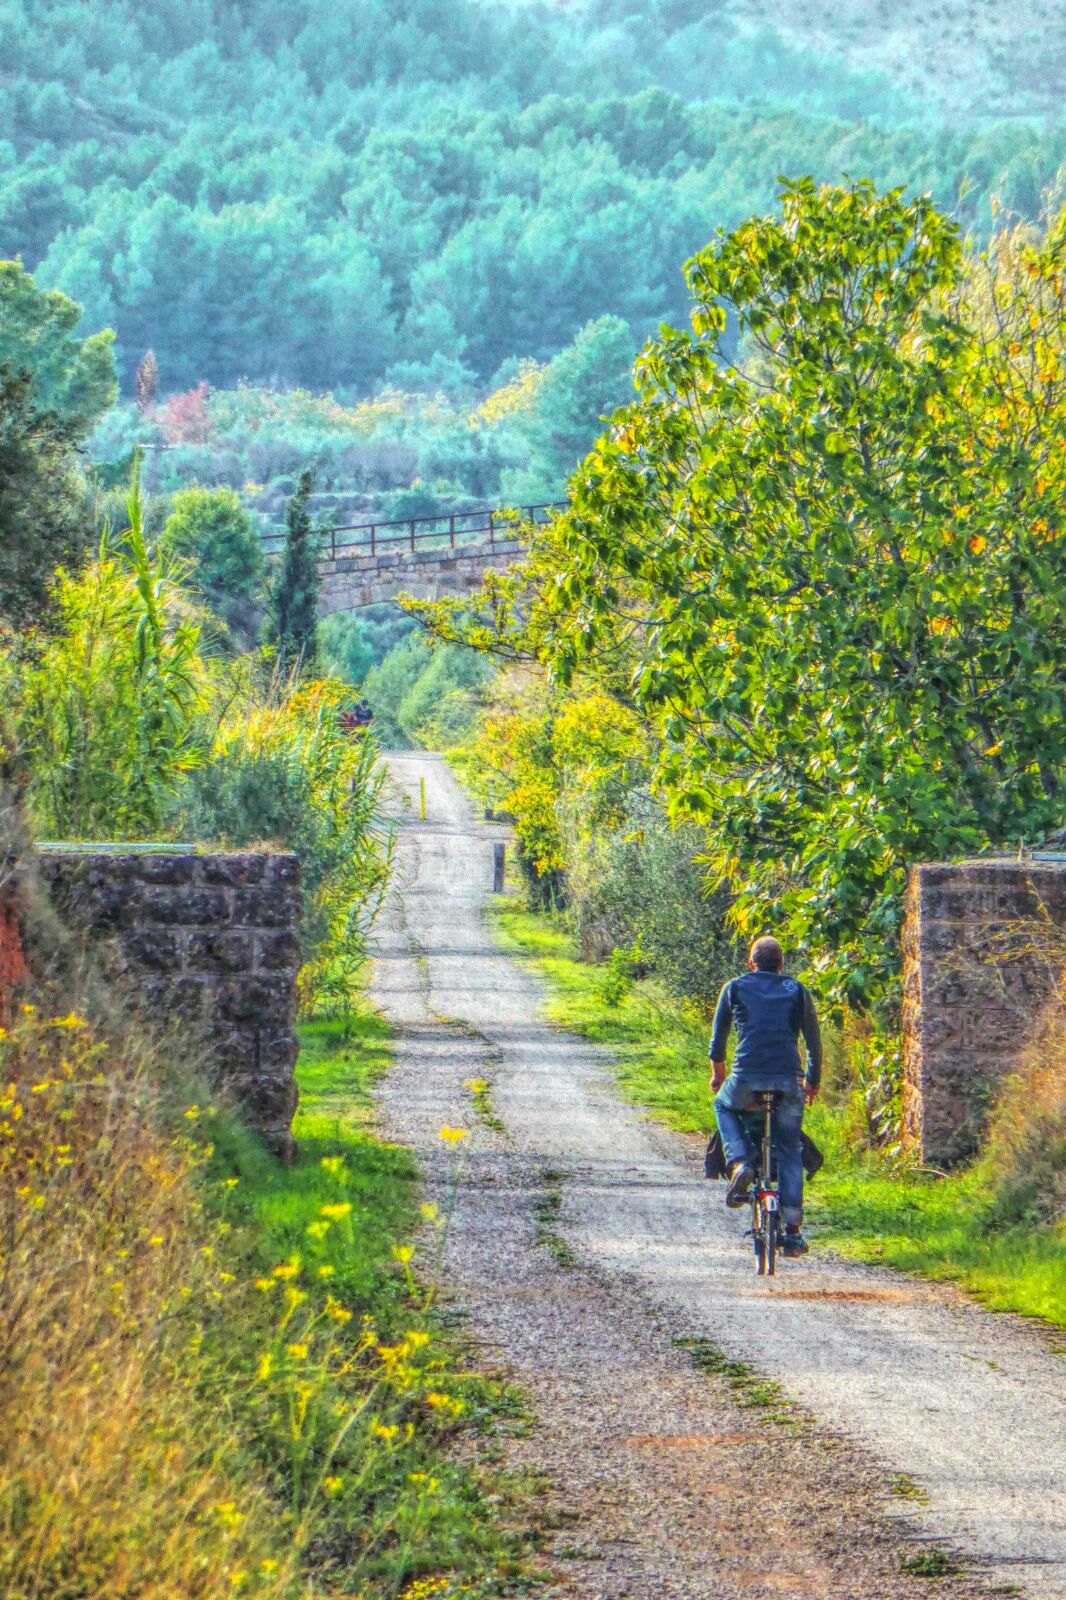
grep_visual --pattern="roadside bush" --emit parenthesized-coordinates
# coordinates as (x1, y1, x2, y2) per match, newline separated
(396, 643, 491, 747)
(172, 674, 392, 1013)
(572, 796, 739, 1012)
(0, 913, 514, 1597)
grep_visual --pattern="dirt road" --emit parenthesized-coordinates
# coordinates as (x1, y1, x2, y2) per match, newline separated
(372, 753, 1066, 1599)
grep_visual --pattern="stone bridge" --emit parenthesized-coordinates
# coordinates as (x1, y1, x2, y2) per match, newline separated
(317, 532, 526, 615)
(263, 502, 562, 615)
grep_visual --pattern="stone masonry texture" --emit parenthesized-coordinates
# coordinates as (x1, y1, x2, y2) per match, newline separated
(316, 537, 523, 616)
(36, 846, 302, 1159)
(902, 858, 1066, 1164)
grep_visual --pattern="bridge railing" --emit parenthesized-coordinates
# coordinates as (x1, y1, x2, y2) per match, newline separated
(261, 501, 566, 563)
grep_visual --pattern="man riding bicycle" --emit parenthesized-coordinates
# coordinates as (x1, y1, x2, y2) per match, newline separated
(709, 935, 822, 1258)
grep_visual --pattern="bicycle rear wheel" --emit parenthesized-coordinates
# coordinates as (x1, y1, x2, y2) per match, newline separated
(765, 1212, 777, 1276)
(752, 1199, 767, 1275)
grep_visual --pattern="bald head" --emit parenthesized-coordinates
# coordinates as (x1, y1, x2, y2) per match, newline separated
(749, 936, 784, 972)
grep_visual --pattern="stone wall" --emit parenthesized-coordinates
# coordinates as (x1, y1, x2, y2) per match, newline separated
(37, 846, 302, 1159)
(317, 535, 523, 615)
(902, 858, 1066, 1165)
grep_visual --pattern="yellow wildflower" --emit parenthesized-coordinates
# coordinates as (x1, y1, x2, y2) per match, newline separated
(438, 1126, 468, 1143)
(272, 1261, 300, 1279)
(373, 1423, 399, 1442)
(320, 1202, 352, 1220)
(286, 1343, 309, 1362)
(324, 1475, 344, 1496)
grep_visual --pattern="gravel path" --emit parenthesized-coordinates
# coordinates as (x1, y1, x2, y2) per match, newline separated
(372, 753, 1066, 1599)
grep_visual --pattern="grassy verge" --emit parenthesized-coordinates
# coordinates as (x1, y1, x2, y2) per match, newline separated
(206, 1000, 541, 1597)
(492, 900, 1066, 1331)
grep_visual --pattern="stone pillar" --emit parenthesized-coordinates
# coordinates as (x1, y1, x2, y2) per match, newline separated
(37, 846, 302, 1160)
(902, 859, 1066, 1165)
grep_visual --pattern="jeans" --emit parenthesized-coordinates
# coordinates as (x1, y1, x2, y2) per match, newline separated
(714, 1074, 805, 1227)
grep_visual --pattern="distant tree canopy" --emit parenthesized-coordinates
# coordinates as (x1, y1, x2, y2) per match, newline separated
(1, 0, 1062, 396)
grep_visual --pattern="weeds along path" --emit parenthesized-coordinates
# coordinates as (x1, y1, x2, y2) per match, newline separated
(371, 752, 1065, 1600)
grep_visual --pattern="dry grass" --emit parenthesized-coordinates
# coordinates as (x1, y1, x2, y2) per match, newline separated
(983, 1012, 1066, 1228)
(0, 1002, 298, 1600)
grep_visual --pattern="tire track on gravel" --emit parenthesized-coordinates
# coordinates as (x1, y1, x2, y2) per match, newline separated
(372, 752, 1065, 1599)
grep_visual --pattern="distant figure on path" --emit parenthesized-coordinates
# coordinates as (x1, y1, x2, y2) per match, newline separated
(709, 936, 822, 1257)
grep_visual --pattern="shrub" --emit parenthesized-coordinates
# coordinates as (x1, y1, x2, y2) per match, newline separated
(172, 674, 392, 1013)
(318, 611, 374, 686)
(571, 797, 739, 1011)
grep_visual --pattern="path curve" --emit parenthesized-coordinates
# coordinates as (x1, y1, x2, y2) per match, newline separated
(372, 753, 1066, 1599)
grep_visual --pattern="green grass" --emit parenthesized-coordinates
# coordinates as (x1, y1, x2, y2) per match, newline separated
(205, 1000, 542, 1596)
(493, 901, 1066, 1331)
(492, 903, 711, 1134)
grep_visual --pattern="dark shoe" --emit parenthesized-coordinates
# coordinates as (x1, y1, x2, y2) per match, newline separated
(725, 1162, 756, 1208)
(782, 1228, 809, 1258)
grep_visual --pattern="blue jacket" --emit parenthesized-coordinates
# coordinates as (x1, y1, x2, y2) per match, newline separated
(709, 969, 822, 1088)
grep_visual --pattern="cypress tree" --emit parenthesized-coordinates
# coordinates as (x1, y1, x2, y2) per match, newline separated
(135, 349, 158, 414)
(268, 468, 320, 673)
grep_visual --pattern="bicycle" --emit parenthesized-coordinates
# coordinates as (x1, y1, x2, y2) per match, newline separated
(747, 1089, 783, 1276)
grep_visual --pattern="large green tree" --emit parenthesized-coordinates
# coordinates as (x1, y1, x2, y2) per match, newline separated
(0, 264, 117, 626)
(531, 181, 1066, 1017)
(159, 485, 265, 649)
(503, 315, 637, 500)
(0, 261, 116, 435)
